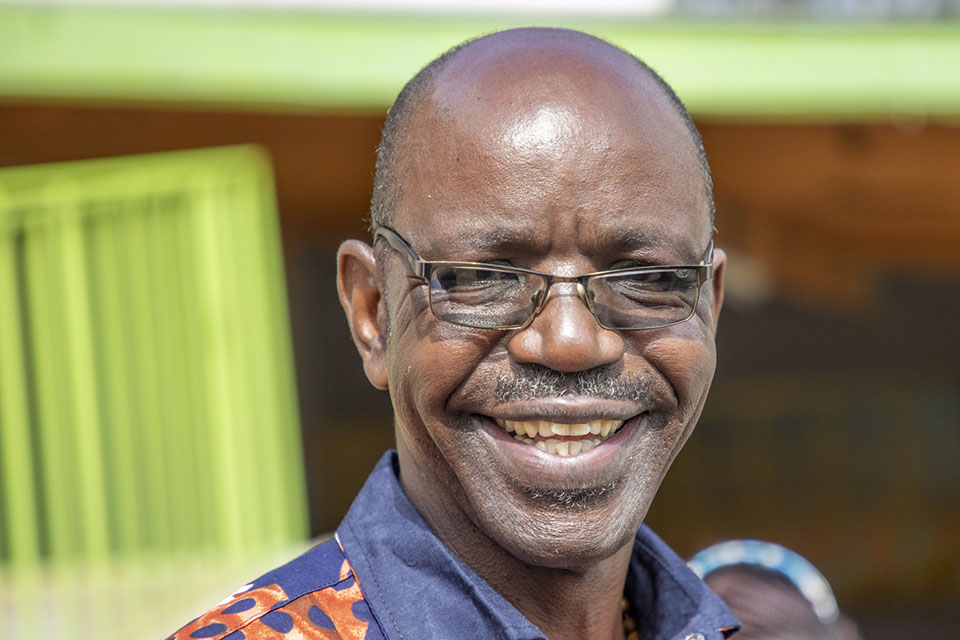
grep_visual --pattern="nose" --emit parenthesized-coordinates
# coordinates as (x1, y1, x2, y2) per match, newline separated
(507, 284, 625, 373)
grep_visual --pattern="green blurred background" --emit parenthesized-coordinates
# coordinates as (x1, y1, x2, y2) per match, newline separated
(1, 2, 959, 638)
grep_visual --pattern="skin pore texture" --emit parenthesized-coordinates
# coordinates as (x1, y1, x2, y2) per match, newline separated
(337, 28, 726, 640)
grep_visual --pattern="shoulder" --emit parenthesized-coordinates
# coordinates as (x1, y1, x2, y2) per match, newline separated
(167, 538, 385, 640)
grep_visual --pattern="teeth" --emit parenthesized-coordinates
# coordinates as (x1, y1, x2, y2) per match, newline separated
(552, 422, 591, 436)
(600, 419, 619, 437)
(550, 422, 571, 436)
(496, 418, 626, 456)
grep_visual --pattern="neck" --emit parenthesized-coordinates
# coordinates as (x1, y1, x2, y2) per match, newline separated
(493, 544, 635, 640)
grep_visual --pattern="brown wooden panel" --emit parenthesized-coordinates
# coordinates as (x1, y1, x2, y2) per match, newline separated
(701, 121, 960, 309)
(0, 101, 385, 238)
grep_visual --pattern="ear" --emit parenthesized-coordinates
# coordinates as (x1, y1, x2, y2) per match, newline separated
(708, 247, 726, 331)
(337, 239, 389, 390)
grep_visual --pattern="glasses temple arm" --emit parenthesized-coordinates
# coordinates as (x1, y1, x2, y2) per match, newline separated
(373, 227, 429, 279)
(701, 240, 715, 280)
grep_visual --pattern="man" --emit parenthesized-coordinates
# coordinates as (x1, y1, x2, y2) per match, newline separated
(171, 27, 734, 640)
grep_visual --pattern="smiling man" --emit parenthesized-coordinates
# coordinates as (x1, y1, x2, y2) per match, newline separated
(171, 27, 736, 640)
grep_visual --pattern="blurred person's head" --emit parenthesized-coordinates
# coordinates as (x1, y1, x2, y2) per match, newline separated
(690, 540, 861, 640)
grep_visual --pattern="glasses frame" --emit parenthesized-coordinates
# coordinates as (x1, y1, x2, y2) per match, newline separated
(373, 225, 714, 331)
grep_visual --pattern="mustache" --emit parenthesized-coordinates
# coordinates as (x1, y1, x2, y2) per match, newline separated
(493, 364, 652, 404)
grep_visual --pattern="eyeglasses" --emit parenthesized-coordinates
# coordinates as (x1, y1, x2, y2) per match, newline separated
(373, 225, 714, 331)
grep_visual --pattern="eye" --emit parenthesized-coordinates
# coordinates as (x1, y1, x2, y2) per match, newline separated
(600, 269, 699, 305)
(437, 268, 520, 289)
(614, 271, 674, 292)
(430, 267, 533, 307)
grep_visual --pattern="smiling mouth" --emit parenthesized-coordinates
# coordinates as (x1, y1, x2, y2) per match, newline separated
(492, 418, 627, 457)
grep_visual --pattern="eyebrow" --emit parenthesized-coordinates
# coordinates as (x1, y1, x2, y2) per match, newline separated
(431, 227, 676, 260)
(595, 228, 714, 266)
(455, 227, 666, 251)
(453, 229, 543, 253)
(601, 229, 664, 252)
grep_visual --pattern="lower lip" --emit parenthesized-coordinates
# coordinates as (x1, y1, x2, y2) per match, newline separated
(479, 415, 642, 485)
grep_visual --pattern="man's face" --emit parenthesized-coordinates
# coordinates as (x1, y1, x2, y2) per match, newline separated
(356, 35, 725, 568)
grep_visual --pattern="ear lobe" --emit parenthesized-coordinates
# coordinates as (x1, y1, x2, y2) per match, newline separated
(708, 247, 726, 331)
(337, 239, 389, 390)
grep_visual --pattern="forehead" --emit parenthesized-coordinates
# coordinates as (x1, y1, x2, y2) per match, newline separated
(392, 31, 711, 261)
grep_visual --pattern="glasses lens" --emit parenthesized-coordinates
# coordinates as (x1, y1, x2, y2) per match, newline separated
(429, 265, 543, 329)
(587, 268, 701, 330)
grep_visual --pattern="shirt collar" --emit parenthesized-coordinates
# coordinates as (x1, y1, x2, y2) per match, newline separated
(337, 451, 738, 640)
(628, 526, 741, 639)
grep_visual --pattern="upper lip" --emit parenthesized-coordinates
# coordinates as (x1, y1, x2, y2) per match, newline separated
(482, 398, 647, 424)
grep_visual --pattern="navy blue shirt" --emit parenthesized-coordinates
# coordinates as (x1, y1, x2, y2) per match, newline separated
(171, 451, 739, 640)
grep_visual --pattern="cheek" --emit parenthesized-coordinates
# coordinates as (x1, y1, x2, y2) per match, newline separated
(639, 322, 717, 413)
(387, 327, 504, 488)
(386, 303, 501, 435)
(637, 325, 717, 477)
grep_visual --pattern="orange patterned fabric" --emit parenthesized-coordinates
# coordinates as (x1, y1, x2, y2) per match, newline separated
(171, 584, 288, 639)
(168, 558, 380, 640)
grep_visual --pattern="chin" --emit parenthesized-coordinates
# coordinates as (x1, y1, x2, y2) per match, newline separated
(469, 477, 650, 569)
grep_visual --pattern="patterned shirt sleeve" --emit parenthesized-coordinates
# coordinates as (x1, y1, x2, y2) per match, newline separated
(168, 557, 383, 640)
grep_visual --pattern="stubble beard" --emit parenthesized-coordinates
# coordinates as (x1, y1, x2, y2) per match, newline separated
(512, 478, 620, 509)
